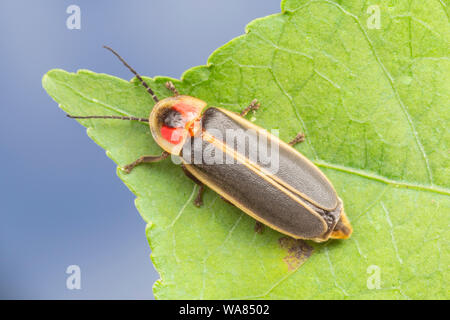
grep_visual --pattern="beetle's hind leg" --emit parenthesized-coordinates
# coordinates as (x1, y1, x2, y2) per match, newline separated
(122, 151, 169, 173)
(288, 132, 306, 146)
(181, 164, 205, 207)
(254, 221, 265, 234)
(165, 81, 179, 96)
(240, 99, 260, 117)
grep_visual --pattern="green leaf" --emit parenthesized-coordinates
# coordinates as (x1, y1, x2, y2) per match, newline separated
(43, 0, 449, 299)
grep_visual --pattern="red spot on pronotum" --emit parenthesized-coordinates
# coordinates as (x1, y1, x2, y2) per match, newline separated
(161, 126, 184, 144)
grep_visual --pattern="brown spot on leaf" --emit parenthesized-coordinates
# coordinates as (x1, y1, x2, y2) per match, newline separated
(278, 237, 313, 271)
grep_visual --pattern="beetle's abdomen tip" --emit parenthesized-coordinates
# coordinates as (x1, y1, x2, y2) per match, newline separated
(330, 211, 353, 240)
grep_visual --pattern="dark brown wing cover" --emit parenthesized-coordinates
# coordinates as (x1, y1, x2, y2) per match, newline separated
(200, 108, 338, 211)
(182, 149, 326, 238)
(180, 107, 343, 239)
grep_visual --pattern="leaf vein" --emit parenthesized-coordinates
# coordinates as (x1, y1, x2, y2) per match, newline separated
(319, 0, 435, 184)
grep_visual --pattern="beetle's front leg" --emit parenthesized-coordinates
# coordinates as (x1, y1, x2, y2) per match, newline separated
(288, 132, 306, 146)
(122, 151, 170, 173)
(181, 164, 205, 207)
(240, 99, 260, 117)
(165, 81, 179, 96)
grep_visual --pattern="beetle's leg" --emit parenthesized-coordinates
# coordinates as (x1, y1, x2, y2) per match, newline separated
(240, 99, 260, 117)
(194, 185, 205, 207)
(122, 151, 169, 174)
(181, 164, 205, 207)
(165, 81, 179, 96)
(288, 132, 306, 146)
(254, 221, 265, 234)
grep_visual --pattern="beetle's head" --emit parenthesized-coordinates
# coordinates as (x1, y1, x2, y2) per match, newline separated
(149, 95, 206, 155)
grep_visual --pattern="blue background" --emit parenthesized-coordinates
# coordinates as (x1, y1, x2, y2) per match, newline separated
(0, 0, 280, 299)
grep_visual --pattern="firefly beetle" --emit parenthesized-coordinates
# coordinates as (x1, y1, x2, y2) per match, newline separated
(67, 46, 352, 242)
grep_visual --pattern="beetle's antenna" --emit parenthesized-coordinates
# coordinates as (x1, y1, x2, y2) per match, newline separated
(67, 114, 149, 122)
(103, 45, 159, 103)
